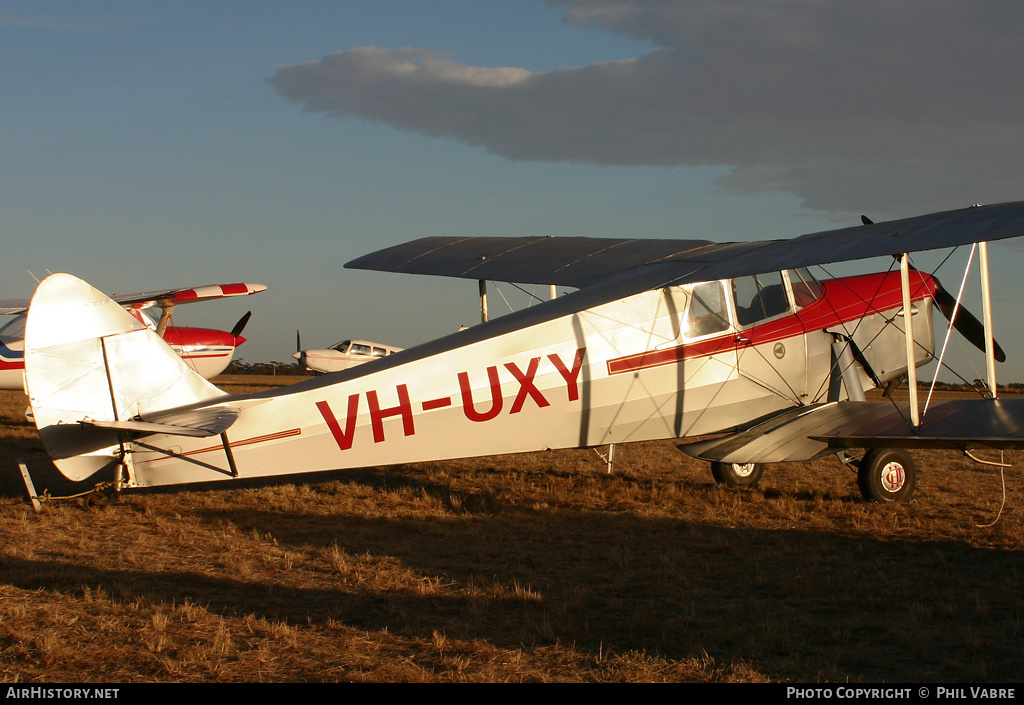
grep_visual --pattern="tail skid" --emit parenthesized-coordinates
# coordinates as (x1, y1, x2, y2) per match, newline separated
(24, 274, 232, 482)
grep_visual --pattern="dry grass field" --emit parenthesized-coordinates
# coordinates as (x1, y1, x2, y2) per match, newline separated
(0, 376, 1021, 683)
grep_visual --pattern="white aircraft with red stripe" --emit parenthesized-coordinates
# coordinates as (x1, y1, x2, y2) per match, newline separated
(18, 203, 1024, 504)
(0, 282, 265, 389)
(292, 337, 403, 374)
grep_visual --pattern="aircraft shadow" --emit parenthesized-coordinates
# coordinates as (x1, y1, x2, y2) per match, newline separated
(3, 473, 1021, 682)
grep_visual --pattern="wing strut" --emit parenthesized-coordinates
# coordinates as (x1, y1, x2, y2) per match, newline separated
(979, 241, 998, 398)
(478, 280, 489, 323)
(155, 303, 176, 337)
(900, 253, 921, 428)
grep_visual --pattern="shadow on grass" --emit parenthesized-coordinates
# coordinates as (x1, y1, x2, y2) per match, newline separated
(2, 487, 1021, 682)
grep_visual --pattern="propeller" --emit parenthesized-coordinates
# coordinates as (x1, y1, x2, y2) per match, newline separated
(862, 214, 1005, 362)
(293, 330, 304, 361)
(230, 311, 252, 339)
(931, 284, 1005, 362)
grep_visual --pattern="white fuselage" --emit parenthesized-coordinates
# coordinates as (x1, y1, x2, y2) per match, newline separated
(118, 270, 934, 488)
(296, 339, 403, 374)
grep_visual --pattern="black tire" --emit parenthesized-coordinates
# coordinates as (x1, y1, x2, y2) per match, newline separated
(711, 461, 764, 487)
(858, 448, 916, 502)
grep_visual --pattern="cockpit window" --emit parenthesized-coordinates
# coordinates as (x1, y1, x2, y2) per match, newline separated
(734, 272, 790, 326)
(686, 281, 731, 338)
(331, 340, 351, 353)
(350, 344, 371, 356)
(787, 268, 824, 308)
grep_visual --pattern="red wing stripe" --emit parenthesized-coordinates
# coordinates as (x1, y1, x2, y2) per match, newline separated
(220, 283, 251, 295)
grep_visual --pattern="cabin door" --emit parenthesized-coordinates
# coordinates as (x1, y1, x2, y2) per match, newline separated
(731, 273, 807, 410)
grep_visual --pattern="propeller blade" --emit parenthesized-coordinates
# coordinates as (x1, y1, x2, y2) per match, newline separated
(230, 311, 252, 339)
(932, 280, 1006, 363)
(296, 330, 301, 353)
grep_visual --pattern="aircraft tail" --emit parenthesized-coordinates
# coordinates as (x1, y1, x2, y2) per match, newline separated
(24, 274, 229, 482)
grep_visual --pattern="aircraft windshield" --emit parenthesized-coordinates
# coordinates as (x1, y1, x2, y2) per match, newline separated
(0, 315, 26, 340)
(788, 268, 824, 307)
(331, 341, 351, 352)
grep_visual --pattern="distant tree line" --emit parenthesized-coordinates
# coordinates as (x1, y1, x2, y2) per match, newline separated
(919, 380, 1024, 393)
(224, 359, 308, 376)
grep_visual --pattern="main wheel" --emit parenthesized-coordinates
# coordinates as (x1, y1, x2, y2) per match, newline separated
(711, 461, 764, 487)
(858, 448, 916, 502)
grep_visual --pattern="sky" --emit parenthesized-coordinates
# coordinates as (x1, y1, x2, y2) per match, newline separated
(3, 0, 1024, 384)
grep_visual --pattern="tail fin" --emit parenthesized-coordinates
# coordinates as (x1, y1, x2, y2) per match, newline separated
(24, 274, 228, 481)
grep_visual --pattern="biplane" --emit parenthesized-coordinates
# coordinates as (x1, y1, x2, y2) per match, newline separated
(21, 202, 1024, 503)
(0, 282, 265, 388)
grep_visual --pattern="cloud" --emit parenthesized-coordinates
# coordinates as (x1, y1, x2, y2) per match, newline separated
(269, 0, 1024, 215)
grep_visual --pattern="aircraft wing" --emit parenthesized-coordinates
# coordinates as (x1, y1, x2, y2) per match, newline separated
(111, 282, 266, 309)
(0, 300, 29, 316)
(681, 398, 1024, 464)
(346, 236, 717, 288)
(346, 201, 1024, 289)
(1, 284, 265, 316)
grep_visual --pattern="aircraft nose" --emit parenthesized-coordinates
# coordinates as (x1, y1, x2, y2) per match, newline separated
(292, 351, 302, 360)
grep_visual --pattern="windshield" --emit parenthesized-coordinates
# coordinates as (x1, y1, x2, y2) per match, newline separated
(787, 268, 824, 308)
(0, 315, 26, 340)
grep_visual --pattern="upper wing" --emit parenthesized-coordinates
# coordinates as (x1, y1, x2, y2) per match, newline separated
(111, 282, 266, 309)
(346, 201, 1024, 288)
(1, 284, 266, 316)
(345, 236, 717, 288)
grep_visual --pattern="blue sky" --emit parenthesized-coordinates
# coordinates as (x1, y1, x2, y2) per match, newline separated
(4, 1, 1024, 383)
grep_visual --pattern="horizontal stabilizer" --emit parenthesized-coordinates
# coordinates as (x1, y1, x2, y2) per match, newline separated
(80, 407, 239, 438)
(681, 398, 1024, 464)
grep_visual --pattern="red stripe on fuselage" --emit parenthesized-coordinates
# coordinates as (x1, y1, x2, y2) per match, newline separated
(607, 271, 934, 376)
(141, 428, 302, 464)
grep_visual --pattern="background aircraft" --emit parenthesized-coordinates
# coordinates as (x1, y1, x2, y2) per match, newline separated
(18, 202, 1024, 505)
(0, 282, 265, 388)
(293, 337, 403, 374)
